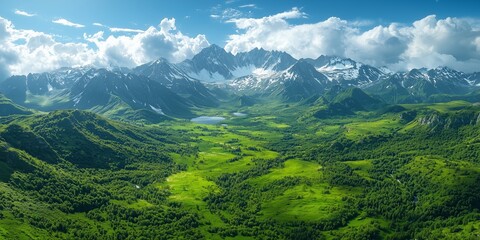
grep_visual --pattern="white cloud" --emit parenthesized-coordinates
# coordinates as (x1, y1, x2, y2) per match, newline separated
(93, 22, 145, 33)
(347, 24, 410, 67)
(52, 18, 85, 28)
(109, 27, 144, 33)
(0, 17, 12, 40)
(222, 8, 244, 19)
(239, 4, 256, 8)
(0, 18, 18, 80)
(350, 19, 375, 27)
(0, 16, 210, 79)
(0, 17, 94, 79)
(210, 4, 250, 21)
(87, 18, 209, 67)
(398, 15, 480, 71)
(225, 8, 321, 56)
(14, 10, 35, 17)
(225, 10, 480, 72)
(2, 10, 480, 80)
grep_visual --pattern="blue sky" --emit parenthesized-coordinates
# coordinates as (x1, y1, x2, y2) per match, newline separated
(0, 0, 479, 77)
(1, 0, 479, 44)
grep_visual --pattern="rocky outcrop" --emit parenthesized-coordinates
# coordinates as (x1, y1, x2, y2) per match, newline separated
(418, 111, 480, 129)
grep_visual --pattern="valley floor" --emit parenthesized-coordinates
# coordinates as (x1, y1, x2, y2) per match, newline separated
(1, 100, 480, 239)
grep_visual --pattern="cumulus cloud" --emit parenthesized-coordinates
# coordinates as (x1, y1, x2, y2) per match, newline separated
(225, 9, 480, 72)
(0, 16, 209, 79)
(86, 18, 209, 67)
(6, 24, 95, 75)
(0, 18, 20, 80)
(0, 17, 11, 41)
(52, 18, 85, 28)
(0, 27, 18, 80)
(225, 8, 329, 57)
(347, 24, 410, 66)
(398, 16, 480, 71)
(2, 10, 480, 79)
(14, 10, 36, 17)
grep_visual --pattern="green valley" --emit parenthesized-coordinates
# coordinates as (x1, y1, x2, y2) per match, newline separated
(0, 95, 479, 239)
(1, 2, 480, 239)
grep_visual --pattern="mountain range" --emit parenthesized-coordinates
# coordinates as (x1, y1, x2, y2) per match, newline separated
(2, 47, 480, 240)
(1, 44, 479, 119)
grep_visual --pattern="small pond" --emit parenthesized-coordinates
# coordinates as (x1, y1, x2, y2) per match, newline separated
(191, 116, 226, 124)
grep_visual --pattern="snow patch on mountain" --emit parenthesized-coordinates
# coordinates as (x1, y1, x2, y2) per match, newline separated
(252, 68, 276, 77)
(150, 105, 164, 115)
(231, 64, 256, 78)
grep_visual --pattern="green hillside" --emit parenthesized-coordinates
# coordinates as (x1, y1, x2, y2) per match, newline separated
(0, 98, 479, 239)
(0, 93, 32, 117)
(311, 88, 384, 119)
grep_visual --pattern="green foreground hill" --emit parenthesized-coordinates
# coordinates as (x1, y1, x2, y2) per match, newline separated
(0, 98, 480, 239)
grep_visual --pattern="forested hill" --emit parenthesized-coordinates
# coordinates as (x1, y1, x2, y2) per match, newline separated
(0, 99, 480, 239)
